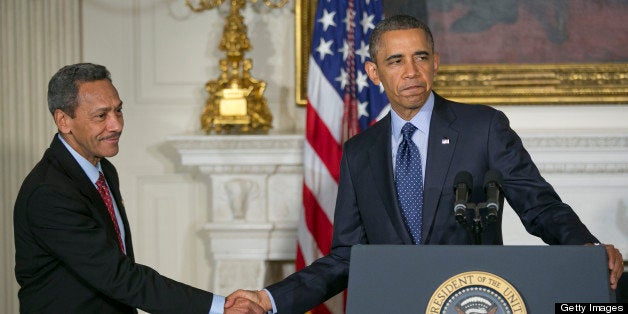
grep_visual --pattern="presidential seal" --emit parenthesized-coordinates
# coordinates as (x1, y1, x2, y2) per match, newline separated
(426, 271, 527, 314)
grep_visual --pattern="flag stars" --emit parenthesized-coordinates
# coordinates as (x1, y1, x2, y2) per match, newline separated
(360, 12, 376, 34)
(335, 69, 349, 90)
(317, 9, 336, 31)
(310, 0, 387, 130)
(355, 40, 370, 63)
(356, 70, 369, 93)
(358, 100, 369, 118)
(338, 40, 352, 61)
(316, 37, 334, 61)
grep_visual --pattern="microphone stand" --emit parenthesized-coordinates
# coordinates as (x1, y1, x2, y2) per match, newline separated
(452, 170, 504, 245)
(455, 202, 498, 245)
(472, 204, 483, 245)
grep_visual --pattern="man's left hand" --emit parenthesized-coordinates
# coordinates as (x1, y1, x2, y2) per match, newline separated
(603, 243, 623, 290)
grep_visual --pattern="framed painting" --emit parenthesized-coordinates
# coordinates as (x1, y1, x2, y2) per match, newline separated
(295, 0, 628, 105)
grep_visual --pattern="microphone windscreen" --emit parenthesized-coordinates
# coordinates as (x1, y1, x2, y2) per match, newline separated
(483, 169, 503, 187)
(454, 171, 473, 188)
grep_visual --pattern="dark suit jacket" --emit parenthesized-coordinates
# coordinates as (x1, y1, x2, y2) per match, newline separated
(267, 93, 598, 313)
(14, 135, 213, 314)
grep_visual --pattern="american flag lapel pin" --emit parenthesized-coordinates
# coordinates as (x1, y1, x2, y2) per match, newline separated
(442, 137, 450, 144)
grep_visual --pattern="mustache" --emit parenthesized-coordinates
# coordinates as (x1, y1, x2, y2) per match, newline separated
(401, 82, 424, 90)
(99, 132, 122, 141)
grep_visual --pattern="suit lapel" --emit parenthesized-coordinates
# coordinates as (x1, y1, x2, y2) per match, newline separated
(50, 136, 132, 256)
(50, 136, 110, 213)
(421, 95, 458, 243)
(367, 115, 414, 244)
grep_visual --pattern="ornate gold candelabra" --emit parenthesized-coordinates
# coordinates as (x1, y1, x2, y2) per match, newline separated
(186, 0, 287, 134)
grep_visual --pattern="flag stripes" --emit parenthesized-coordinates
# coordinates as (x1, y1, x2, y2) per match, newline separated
(297, 1, 387, 313)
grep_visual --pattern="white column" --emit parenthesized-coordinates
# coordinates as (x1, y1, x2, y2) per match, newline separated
(0, 0, 81, 312)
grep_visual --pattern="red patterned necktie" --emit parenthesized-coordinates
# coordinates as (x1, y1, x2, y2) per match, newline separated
(96, 172, 125, 253)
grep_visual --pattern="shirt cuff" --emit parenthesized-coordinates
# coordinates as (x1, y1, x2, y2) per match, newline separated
(209, 294, 226, 314)
(263, 289, 278, 314)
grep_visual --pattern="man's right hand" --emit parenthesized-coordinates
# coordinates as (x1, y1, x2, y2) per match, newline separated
(225, 289, 272, 312)
(224, 297, 265, 314)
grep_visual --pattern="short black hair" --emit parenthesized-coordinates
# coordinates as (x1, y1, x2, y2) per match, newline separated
(47, 63, 112, 117)
(368, 14, 435, 62)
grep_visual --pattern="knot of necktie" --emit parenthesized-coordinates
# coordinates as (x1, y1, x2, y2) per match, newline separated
(401, 122, 417, 141)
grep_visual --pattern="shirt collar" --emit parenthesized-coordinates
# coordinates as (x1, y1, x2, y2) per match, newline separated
(57, 133, 102, 184)
(391, 91, 435, 140)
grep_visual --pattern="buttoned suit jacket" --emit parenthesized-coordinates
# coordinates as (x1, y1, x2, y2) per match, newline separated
(14, 135, 213, 314)
(267, 93, 598, 313)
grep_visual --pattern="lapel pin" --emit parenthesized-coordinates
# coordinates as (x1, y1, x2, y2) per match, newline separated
(442, 137, 450, 145)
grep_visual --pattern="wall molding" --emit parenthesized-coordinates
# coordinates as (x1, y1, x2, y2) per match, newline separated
(520, 131, 628, 174)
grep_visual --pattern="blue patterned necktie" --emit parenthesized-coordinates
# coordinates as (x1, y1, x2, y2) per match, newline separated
(395, 122, 424, 244)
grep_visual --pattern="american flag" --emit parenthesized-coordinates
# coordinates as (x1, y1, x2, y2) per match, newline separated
(297, 0, 388, 313)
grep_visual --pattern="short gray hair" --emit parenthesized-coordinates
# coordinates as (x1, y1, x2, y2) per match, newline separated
(47, 63, 111, 117)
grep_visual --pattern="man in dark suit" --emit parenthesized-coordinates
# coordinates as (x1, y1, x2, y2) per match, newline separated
(13, 63, 263, 314)
(225, 15, 624, 313)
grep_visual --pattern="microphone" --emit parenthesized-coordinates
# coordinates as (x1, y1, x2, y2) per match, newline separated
(483, 170, 503, 223)
(453, 171, 473, 224)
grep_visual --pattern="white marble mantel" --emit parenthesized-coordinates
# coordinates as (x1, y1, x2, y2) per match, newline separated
(167, 133, 304, 294)
(167, 130, 628, 295)
(170, 134, 304, 167)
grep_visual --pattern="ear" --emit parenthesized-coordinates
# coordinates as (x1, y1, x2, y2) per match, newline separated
(54, 109, 71, 134)
(433, 52, 440, 75)
(365, 60, 380, 85)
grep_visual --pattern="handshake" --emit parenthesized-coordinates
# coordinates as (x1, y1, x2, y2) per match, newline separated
(224, 289, 272, 314)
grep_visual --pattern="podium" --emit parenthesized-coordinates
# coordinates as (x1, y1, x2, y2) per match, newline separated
(346, 245, 612, 313)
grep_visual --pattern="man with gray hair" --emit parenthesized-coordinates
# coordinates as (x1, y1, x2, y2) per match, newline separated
(14, 63, 263, 314)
